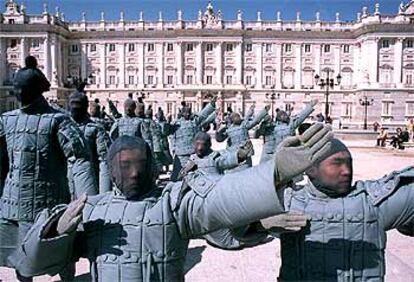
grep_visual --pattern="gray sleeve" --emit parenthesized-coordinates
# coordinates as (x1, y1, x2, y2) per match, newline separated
(364, 167, 414, 233)
(96, 126, 112, 193)
(289, 104, 315, 133)
(214, 151, 239, 172)
(200, 112, 216, 128)
(194, 103, 216, 126)
(173, 160, 285, 239)
(12, 206, 78, 277)
(244, 107, 254, 120)
(0, 118, 7, 193)
(58, 118, 98, 197)
(109, 121, 119, 141)
(203, 225, 268, 250)
(245, 109, 268, 130)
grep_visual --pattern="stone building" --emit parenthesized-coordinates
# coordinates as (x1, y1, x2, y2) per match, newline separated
(2, 0, 414, 129)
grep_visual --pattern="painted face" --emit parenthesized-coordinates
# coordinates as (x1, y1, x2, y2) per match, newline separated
(194, 138, 211, 157)
(111, 149, 149, 200)
(231, 113, 242, 125)
(308, 151, 353, 197)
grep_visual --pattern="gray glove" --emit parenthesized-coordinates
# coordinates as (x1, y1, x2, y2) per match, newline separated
(57, 193, 87, 235)
(260, 211, 308, 233)
(274, 123, 333, 186)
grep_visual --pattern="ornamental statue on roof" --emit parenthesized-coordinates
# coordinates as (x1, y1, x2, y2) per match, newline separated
(202, 1, 221, 29)
(400, 0, 414, 15)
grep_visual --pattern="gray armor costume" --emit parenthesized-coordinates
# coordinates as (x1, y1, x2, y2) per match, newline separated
(278, 168, 414, 281)
(13, 161, 284, 281)
(216, 107, 267, 170)
(70, 119, 111, 194)
(0, 95, 97, 266)
(260, 104, 315, 163)
(169, 103, 215, 181)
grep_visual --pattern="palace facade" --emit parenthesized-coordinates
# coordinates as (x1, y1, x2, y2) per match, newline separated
(2, 0, 414, 128)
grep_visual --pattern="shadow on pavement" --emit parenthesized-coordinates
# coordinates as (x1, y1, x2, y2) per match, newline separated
(184, 246, 207, 274)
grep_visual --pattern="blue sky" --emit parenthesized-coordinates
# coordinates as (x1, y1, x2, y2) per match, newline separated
(12, 0, 404, 22)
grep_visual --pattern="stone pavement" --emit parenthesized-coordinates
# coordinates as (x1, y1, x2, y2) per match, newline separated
(1, 139, 414, 281)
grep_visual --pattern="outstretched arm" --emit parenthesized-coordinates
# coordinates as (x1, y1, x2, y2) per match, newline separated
(173, 123, 333, 239)
(365, 167, 414, 234)
(109, 121, 119, 141)
(289, 99, 318, 133)
(244, 106, 270, 130)
(194, 97, 217, 126)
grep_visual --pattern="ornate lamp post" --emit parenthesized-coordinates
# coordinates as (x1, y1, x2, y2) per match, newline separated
(315, 71, 341, 120)
(265, 86, 280, 119)
(359, 96, 374, 130)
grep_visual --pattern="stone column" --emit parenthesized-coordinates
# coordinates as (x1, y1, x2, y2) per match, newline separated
(20, 37, 27, 68)
(236, 42, 243, 84)
(100, 43, 106, 89)
(119, 43, 125, 87)
(0, 38, 7, 86)
(394, 37, 403, 86)
(334, 44, 341, 75)
(314, 44, 321, 76)
(50, 35, 58, 87)
(176, 42, 183, 85)
(256, 43, 263, 88)
(80, 43, 87, 81)
(353, 43, 361, 86)
(196, 42, 203, 84)
(138, 43, 144, 86)
(369, 38, 379, 85)
(275, 44, 282, 89)
(157, 42, 164, 86)
(216, 42, 223, 84)
(295, 43, 302, 89)
(43, 36, 51, 82)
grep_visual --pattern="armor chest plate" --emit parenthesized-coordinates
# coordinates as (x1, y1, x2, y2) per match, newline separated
(274, 124, 291, 147)
(174, 121, 198, 156)
(1, 112, 70, 221)
(192, 155, 220, 175)
(280, 187, 385, 281)
(227, 126, 249, 148)
(83, 194, 188, 281)
(118, 118, 141, 138)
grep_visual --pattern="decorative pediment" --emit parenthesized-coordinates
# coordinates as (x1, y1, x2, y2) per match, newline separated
(201, 1, 222, 29)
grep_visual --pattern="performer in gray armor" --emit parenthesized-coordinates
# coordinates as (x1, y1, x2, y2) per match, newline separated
(68, 92, 112, 194)
(109, 99, 144, 141)
(134, 102, 156, 151)
(154, 108, 173, 173)
(216, 104, 269, 170)
(259, 138, 414, 281)
(12, 123, 334, 282)
(0, 57, 97, 281)
(89, 99, 114, 132)
(169, 96, 217, 181)
(257, 99, 318, 163)
(178, 131, 253, 180)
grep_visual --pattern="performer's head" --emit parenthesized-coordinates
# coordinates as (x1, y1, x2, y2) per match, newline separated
(124, 98, 136, 117)
(306, 138, 353, 198)
(145, 107, 153, 119)
(230, 112, 242, 125)
(13, 56, 50, 105)
(182, 106, 192, 120)
(194, 132, 212, 157)
(108, 136, 154, 200)
(69, 91, 89, 122)
(276, 110, 290, 124)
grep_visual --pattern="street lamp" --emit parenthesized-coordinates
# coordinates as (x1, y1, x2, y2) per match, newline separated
(265, 87, 280, 119)
(359, 96, 374, 130)
(315, 71, 341, 120)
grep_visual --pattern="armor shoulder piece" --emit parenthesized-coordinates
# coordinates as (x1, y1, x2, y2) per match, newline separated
(210, 151, 221, 160)
(364, 166, 414, 206)
(185, 173, 216, 198)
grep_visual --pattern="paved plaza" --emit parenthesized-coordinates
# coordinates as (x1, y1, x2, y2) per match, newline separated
(0, 139, 413, 282)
